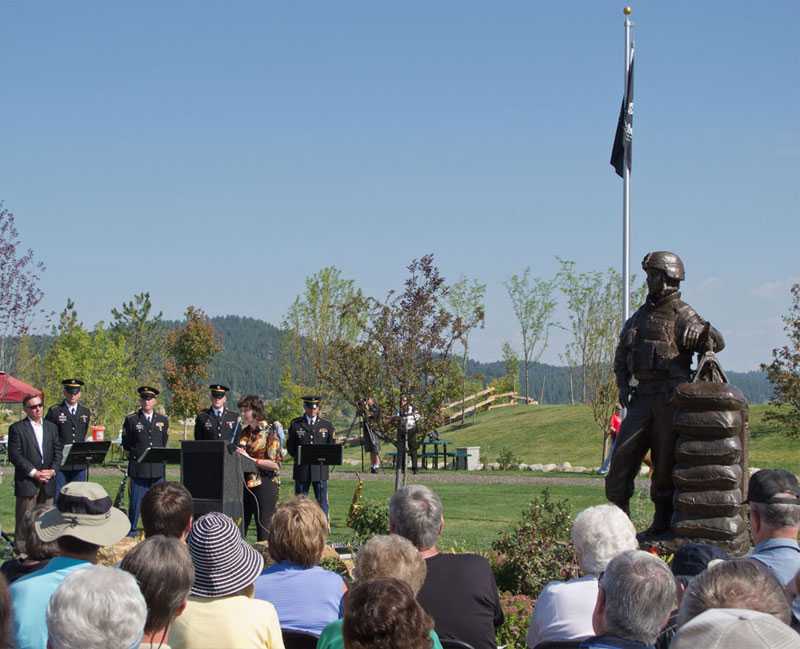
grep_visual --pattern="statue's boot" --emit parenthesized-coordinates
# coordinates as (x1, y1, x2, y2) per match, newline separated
(637, 502, 674, 542)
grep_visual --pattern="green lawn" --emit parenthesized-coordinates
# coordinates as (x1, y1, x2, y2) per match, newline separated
(0, 469, 651, 552)
(431, 403, 799, 474)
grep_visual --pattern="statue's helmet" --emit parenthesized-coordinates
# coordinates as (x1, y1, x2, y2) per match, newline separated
(641, 251, 685, 281)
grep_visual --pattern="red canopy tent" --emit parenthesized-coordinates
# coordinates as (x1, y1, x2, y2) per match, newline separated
(0, 372, 42, 403)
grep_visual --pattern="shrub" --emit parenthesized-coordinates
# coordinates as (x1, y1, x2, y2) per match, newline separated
(346, 478, 389, 543)
(496, 592, 534, 649)
(490, 489, 579, 598)
(496, 447, 520, 470)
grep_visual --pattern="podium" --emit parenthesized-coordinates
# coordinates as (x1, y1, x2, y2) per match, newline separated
(181, 440, 255, 534)
(61, 441, 112, 479)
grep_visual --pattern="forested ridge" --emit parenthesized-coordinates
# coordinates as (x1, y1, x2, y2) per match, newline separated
(12, 315, 773, 403)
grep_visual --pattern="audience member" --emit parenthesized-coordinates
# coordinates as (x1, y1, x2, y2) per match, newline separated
(672, 608, 800, 649)
(0, 574, 11, 649)
(676, 558, 791, 627)
(121, 535, 194, 649)
(317, 534, 445, 649)
(0, 504, 59, 583)
(140, 481, 194, 540)
(390, 485, 504, 649)
(746, 468, 800, 625)
(10, 482, 129, 649)
(343, 577, 434, 649)
(45, 565, 147, 649)
(654, 543, 729, 649)
(254, 497, 345, 636)
(790, 568, 800, 632)
(169, 512, 284, 649)
(526, 504, 638, 648)
(581, 550, 676, 649)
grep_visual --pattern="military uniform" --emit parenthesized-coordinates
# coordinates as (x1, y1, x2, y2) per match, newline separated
(605, 252, 724, 534)
(194, 407, 240, 442)
(46, 400, 91, 490)
(46, 379, 91, 498)
(287, 397, 336, 514)
(122, 386, 169, 533)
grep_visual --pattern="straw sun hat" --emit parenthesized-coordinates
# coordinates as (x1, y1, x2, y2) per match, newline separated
(188, 512, 264, 598)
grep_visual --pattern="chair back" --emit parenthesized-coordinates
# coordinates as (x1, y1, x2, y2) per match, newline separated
(440, 640, 476, 649)
(281, 628, 319, 649)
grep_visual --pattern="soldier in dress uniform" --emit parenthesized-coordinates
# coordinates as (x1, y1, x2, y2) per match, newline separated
(193, 384, 240, 442)
(606, 251, 725, 539)
(46, 378, 91, 497)
(122, 386, 169, 535)
(286, 396, 336, 515)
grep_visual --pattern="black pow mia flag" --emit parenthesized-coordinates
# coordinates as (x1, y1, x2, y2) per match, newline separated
(611, 50, 634, 177)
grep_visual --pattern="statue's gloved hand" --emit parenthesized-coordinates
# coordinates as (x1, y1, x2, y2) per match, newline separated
(682, 322, 704, 350)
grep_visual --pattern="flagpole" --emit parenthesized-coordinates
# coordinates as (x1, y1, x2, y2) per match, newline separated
(622, 6, 633, 322)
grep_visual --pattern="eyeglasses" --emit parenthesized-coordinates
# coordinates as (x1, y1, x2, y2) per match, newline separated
(26, 403, 43, 410)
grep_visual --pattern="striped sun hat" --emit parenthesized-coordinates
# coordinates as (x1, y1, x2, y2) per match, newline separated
(187, 512, 264, 598)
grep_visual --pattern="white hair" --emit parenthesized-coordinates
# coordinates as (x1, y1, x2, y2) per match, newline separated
(389, 485, 443, 550)
(46, 566, 147, 649)
(571, 504, 638, 575)
(601, 550, 676, 645)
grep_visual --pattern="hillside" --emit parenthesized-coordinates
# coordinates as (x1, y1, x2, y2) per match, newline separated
(436, 403, 799, 474)
(10, 314, 773, 403)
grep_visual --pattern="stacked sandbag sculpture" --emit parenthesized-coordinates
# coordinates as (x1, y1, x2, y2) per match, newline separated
(671, 351, 750, 552)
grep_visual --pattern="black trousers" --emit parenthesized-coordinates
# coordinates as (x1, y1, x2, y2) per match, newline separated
(605, 391, 675, 508)
(243, 478, 279, 542)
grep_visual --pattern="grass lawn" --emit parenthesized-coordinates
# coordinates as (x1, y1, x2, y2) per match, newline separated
(0, 468, 652, 552)
(432, 403, 799, 474)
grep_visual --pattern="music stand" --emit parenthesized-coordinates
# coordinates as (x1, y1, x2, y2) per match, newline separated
(137, 447, 182, 465)
(297, 444, 343, 468)
(61, 441, 111, 480)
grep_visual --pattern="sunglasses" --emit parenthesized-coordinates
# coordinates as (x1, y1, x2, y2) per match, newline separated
(26, 403, 43, 410)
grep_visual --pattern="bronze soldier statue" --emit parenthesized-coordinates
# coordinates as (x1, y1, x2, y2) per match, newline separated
(605, 251, 725, 539)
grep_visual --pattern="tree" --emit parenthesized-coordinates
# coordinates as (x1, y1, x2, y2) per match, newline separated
(111, 292, 166, 387)
(13, 333, 41, 387)
(504, 269, 557, 402)
(284, 267, 366, 392)
(761, 283, 800, 438)
(265, 364, 311, 426)
(321, 255, 477, 489)
(447, 276, 486, 424)
(557, 260, 646, 451)
(43, 300, 137, 428)
(0, 203, 46, 370)
(501, 342, 520, 393)
(164, 306, 222, 437)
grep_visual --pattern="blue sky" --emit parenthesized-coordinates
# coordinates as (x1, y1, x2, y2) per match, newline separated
(2, 2, 797, 370)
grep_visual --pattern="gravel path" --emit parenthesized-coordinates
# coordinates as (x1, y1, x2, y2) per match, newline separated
(61, 465, 648, 488)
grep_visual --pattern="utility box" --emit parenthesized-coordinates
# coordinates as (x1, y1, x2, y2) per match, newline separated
(455, 446, 480, 471)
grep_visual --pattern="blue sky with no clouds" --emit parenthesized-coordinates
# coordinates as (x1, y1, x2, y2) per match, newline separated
(2, 1, 798, 370)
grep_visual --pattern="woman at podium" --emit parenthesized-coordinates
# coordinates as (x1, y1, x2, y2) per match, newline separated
(235, 395, 281, 541)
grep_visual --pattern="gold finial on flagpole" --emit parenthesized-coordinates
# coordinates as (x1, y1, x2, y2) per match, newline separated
(623, 6, 633, 15)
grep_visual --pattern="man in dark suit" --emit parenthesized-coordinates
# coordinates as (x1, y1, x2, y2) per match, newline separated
(8, 393, 62, 544)
(46, 378, 91, 496)
(193, 384, 239, 442)
(122, 386, 169, 535)
(287, 396, 336, 515)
